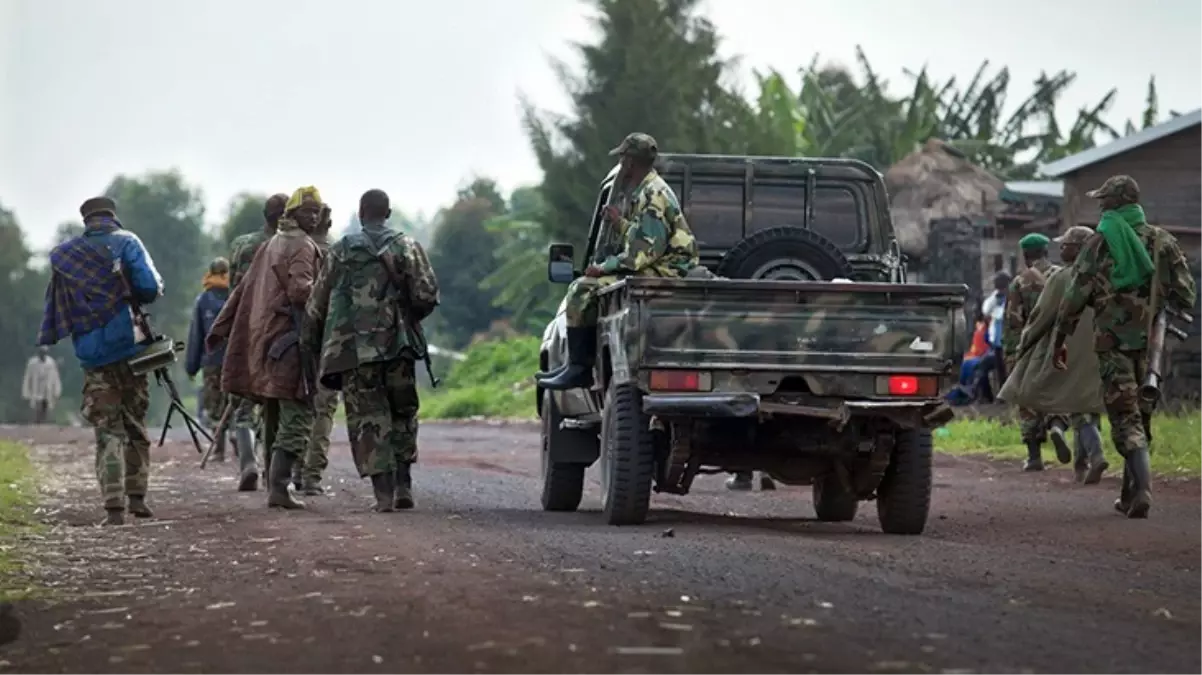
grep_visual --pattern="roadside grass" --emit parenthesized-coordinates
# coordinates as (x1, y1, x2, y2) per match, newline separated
(419, 337, 540, 420)
(935, 411, 1201, 477)
(0, 441, 42, 601)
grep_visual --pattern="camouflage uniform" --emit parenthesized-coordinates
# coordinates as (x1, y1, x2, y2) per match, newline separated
(82, 362, 152, 511)
(1055, 176, 1197, 517)
(542, 133, 698, 391)
(201, 364, 225, 425)
(304, 215, 439, 511)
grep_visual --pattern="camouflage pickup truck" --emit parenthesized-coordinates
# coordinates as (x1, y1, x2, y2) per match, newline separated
(537, 153, 967, 535)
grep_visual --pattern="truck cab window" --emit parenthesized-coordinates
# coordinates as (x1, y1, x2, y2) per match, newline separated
(686, 182, 744, 249)
(811, 186, 862, 250)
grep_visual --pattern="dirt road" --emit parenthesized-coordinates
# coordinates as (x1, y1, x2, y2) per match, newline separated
(1, 422, 1198, 673)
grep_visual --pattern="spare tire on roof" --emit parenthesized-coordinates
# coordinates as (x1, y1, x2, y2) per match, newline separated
(715, 226, 854, 281)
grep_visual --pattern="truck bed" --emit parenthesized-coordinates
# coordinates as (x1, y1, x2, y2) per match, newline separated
(599, 277, 967, 374)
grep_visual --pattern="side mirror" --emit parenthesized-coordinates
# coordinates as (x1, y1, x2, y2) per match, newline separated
(547, 243, 577, 284)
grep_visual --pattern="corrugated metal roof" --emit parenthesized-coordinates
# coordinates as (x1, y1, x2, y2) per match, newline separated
(1004, 180, 1063, 197)
(1039, 108, 1202, 178)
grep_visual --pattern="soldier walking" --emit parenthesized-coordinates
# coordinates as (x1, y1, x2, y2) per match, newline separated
(293, 204, 338, 496)
(304, 189, 439, 512)
(1054, 175, 1196, 518)
(37, 197, 164, 525)
(208, 187, 326, 510)
(185, 257, 231, 462)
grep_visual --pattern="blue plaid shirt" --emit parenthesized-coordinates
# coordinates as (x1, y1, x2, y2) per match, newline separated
(38, 223, 130, 346)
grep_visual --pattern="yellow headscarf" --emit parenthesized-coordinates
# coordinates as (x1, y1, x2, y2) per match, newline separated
(285, 186, 323, 213)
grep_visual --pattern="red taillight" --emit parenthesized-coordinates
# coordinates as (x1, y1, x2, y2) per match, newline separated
(649, 370, 705, 391)
(888, 375, 919, 396)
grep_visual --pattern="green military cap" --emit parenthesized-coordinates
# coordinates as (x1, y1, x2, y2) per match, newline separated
(1086, 174, 1140, 203)
(609, 132, 658, 161)
(79, 196, 117, 219)
(1019, 233, 1051, 250)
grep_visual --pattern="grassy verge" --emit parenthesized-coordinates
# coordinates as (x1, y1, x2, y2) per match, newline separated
(935, 411, 1201, 477)
(419, 337, 540, 420)
(0, 441, 41, 601)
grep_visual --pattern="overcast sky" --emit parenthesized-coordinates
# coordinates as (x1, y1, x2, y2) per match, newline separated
(2, 0, 1199, 250)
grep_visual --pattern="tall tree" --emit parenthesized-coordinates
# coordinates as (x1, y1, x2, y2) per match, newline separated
(522, 0, 751, 247)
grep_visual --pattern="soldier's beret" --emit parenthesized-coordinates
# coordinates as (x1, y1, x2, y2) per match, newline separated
(1019, 233, 1050, 250)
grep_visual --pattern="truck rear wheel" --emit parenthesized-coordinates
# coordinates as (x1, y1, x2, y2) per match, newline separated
(540, 390, 587, 512)
(812, 473, 859, 522)
(599, 383, 655, 526)
(716, 226, 854, 281)
(875, 428, 933, 535)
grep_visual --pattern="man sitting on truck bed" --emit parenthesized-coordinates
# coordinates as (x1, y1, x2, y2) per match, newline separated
(539, 132, 700, 391)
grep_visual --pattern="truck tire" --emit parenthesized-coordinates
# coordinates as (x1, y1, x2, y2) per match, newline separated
(715, 226, 854, 281)
(540, 390, 588, 512)
(600, 382, 655, 526)
(812, 473, 859, 522)
(875, 428, 933, 535)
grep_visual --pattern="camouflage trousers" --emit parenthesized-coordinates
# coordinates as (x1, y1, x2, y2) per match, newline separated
(563, 275, 620, 327)
(261, 398, 315, 467)
(201, 364, 226, 426)
(80, 362, 151, 508)
(296, 385, 339, 482)
(1097, 349, 1152, 456)
(343, 359, 419, 478)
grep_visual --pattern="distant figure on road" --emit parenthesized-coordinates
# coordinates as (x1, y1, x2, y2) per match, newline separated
(999, 227, 1107, 483)
(1053, 175, 1197, 519)
(304, 189, 440, 512)
(37, 196, 164, 526)
(22, 346, 62, 424)
(185, 257, 231, 463)
(209, 187, 325, 511)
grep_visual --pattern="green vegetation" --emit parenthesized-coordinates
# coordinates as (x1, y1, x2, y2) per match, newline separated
(420, 337, 541, 420)
(0, 441, 40, 601)
(935, 412, 1201, 476)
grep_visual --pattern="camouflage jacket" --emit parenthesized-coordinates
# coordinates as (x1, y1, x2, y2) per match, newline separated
(303, 224, 439, 385)
(228, 230, 270, 290)
(599, 170, 699, 277)
(1056, 224, 1197, 352)
(1002, 257, 1056, 366)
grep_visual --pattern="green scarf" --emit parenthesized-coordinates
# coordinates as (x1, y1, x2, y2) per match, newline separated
(1096, 203, 1155, 291)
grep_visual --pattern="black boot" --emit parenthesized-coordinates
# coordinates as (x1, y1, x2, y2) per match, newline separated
(1081, 423, 1108, 485)
(1048, 422, 1072, 465)
(127, 495, 153, 518)
(1022, 442, 1044, 471)
(394, 463, 415, 510)
(267, 452, 305, 510)
(1114, 462, 1134, 514)
(371, 473, 396, 512)
(235, 428, 259, 492)
(1125, 447, 1152, 519)
(540, 327, 596, 391)
(103, 507, 125, 526)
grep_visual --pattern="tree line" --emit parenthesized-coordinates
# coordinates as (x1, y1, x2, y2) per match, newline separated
(0, 0, 1174, 422)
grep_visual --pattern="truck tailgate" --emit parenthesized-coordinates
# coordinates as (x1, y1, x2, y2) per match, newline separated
(612, 278, 967, 374)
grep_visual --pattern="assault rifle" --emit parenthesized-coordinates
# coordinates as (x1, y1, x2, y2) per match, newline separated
(1139, 306, 1193, 407)
(377, 249, 440, 388)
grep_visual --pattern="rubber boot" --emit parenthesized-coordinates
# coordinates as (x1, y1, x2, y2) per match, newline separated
(725, 471, 753, 491)
(211, 431, 226, 463)
(267, 452, 305, 510)
(104, 507, 125, 526)
(127, 495, 153, 518)
(1048, 421, 1072, 465)
(1072, 430, 1089, 483)
(1124, 447, 1152, 519)
(372, 473, 396, 512)
(235, 428, 259, 492)
(1114, 462, 1134, 514)
(540, 328, 596, 391)
(394, 463, 415, 510)
(1022, 441, 1044, 471)
(1080, 423, 1108, 485)
(291, 462, 304, 492)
